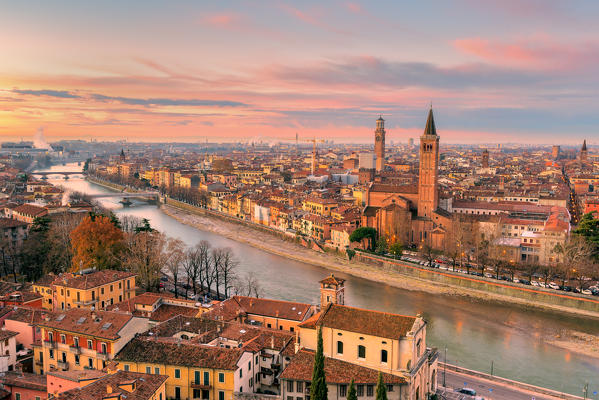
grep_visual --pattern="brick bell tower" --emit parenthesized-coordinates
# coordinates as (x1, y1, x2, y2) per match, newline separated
(319, 274, 345, 308)
(417, 107, 440, 218)
(374, 116, 386, 173)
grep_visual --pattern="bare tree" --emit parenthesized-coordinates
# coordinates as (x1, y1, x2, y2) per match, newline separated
(196, 241, 213, 297)
(119, 215, 144, 234)
(211, 248, 224, 300)
(122, 231, 170, 292)
(218, 247, 239, 298)
(165, 239, 185, 298)
(554, 235, 595, 288)
(233, 272, 262, 298)
(182, 245, 201, 299)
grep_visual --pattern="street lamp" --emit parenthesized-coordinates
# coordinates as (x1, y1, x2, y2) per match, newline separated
(443, 347, 447, 388)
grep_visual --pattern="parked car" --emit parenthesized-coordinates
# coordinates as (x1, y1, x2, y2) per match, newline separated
(581, 288, 592, 295)
(519, 279, 531, 285)
(548, 282, 560, 290)
(531, 281, 540, 287)
(456, 388, 477, 396)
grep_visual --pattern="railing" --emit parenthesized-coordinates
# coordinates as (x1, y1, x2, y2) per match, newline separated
(57, 360, 69, 370)
(97, 351, 109, 360)
(70, 345, 81, 354)
(43, 340, 56, 348)
(190, 382, 211, 389)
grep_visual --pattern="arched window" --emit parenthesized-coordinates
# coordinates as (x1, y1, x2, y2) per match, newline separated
(416, 339, 422, 357)
(337, 341, 344, 355)
(381, 349, 388, 363)
(358, 345, 366, 359)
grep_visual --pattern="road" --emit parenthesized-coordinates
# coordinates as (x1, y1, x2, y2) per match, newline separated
(438, 369, 583, 400)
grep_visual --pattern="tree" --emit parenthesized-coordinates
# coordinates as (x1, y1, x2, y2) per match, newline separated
(217, 247, 239, 298)
(347, 379, 357, 400)
(375, 235, 388, 255)
(375, 372, 387, 400)
(233, 272, 262, 298)
(388, 242, 403, 259)
(349, 227, 377, 251)
(165, 239, 185, 298)
(70, 215, 125, 271)
(554, 235, 595, 287)
(573, 212, 599, 256)
(183, 245, 202, 299)
(419, 242, 436, 267)
(135, 218, 154, 233)
(122, 231, 170, 291)
(310, 327, 327, 400)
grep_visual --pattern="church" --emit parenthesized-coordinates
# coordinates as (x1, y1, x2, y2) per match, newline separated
(361, 108, 451, 250)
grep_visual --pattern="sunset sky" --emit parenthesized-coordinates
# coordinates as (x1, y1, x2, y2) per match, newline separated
(1, 0, 598, 144)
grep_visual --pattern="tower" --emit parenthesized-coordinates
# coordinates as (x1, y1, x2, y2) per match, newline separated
(374, 116, 386, 173)
(581, 140, 588, 162)
(552, 145, 560, 160)
(417, 107, 440, 218)
(319, 274, 345, 308)
(482, 149, 489, 169)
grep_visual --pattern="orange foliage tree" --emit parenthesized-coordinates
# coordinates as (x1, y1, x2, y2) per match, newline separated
(70, 214, 125, 272)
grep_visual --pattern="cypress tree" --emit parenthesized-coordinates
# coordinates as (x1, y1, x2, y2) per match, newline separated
(347, 379, 357, 400)
(375, 372, 387, 400)
(310, 327, 328, 400)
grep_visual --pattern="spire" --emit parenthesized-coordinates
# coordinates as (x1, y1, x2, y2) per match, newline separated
(582, 140, 587, 151)
(424, 107, 437, 136)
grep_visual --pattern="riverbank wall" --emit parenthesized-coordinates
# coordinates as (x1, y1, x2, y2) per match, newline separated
(86, 176, 132, 192)
(355, 251, 599, 315)
(440, 363, 584, 400)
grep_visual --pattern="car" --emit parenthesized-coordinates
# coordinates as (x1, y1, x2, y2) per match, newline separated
(160, 276, 169, 282)
(456, 388, 477, 396)
(561, 286, 572, 292)
(591, 288, 599, 296)
(519, 279, 531, 285)
(581, 288, 592, 295)
(531, 281, 540, 287)
(548, 282, 560, 290)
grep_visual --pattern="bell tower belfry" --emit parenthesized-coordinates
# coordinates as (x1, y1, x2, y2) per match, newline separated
(417, 107, 440, 218)
(319, 274, 345, 308)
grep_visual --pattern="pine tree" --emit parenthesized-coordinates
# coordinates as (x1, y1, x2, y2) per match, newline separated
(375, 372, 387, 400)
(347, 379, 357, 400)
(310, 327, 328, 400)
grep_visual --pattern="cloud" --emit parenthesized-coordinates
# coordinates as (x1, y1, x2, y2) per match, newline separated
(90, 93, 248, 107)
(454, 37, 599, 71)
(200, 12, 241, 27)
(12, 89, 81, 99)
(345, 2, 363, 14)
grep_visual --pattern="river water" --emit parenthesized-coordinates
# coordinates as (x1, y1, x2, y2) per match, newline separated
(39, 163, 598, 396)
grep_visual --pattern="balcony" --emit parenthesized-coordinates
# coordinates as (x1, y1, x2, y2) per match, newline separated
(57, 360, 69, 370)
(97, 352, 109, 361)
(70, 345, 81, 355)
(43, 340, 56, 348)
(35, 359, 44, 366)
(74, 299, 97, 306)
(190, 382, 210, 390)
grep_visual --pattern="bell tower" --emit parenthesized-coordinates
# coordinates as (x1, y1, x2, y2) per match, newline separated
(374, 116, 386, 173)
(417, 107, 440, 218)
(319, 274, 345, 308)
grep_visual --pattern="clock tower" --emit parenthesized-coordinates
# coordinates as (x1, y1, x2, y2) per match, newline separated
(374, 116, 386, 173)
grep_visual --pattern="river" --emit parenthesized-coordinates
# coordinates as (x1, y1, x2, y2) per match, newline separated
(38, 163, 598, 396)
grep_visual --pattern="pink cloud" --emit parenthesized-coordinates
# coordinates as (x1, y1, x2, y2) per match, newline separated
(200, 13, 240, 28)
(454, 36, 599, 71)
(346, 2, 364, 14)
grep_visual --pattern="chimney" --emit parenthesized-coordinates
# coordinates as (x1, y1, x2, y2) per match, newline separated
(106, 384, 113, 394)
(271, 335, 275, 349)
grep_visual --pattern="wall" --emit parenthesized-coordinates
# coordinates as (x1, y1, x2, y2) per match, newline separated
(355, 252, 599, 316)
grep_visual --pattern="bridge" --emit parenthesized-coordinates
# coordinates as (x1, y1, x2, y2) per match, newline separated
(31, 171, 84, 176)
(86, 192, 160, 199)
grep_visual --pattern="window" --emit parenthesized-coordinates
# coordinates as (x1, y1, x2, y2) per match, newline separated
(195, 371, 201, 384)
(387, 385, 393, 392)
(74, 354, 80, 365)
(154, 367, 160, 374)
(100, 343, 107, 354)
(248, 361, 251, 370)
(381, 350, 388, 363)
(218, 372, 225, 383)
(124, 364, 130, 371)
(219, 391, 225, 400)
(297, 381, 303, 392)
(174, 369, 180, 379)
(110, 285, 113, 292)
(60, 334, 66, 344)
(339, 384, 347, 397)
(88, 358, 93, 368)
(358, 345, 366, 359)
(175, 387, 181, 399)
(357, 385, 364, 397)
(87, 339, 93, 349)
(92, 291, 95, 300)
(204, 371, 210, 385)
(146, 366, 151, 374)
(101, 288, 104, 295)
(15, 394, 21, 400)
(49, 349, 54, 359)
(287, 381, 294, 392)
(239, 369, 243, 378)
(367, 385, 374, 397)
(337, 341, 343, 354)
(119, 282, 122, 289)
(73, 337, 79, 348)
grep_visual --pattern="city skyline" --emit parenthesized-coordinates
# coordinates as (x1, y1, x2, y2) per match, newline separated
(2, 1, 599, 144)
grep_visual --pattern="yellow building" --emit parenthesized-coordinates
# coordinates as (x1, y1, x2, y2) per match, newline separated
(302, 198, 338, 216)
(33, 269, 137, 311)
(36, 309, 150, 375)
(115, 338, 252, 400)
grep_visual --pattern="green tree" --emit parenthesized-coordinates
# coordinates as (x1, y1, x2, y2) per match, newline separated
(83, 158, 91, 172)
(573, 212, 599, 256)
(347, 379, 357, 400)
(389, 242, 403, 259)
(375, 372, 387, 400)
(375, 235, 388, 255)
(349, 227, 377, 251)
(135, 218, 154, 233)
(310, 327, 327, 400)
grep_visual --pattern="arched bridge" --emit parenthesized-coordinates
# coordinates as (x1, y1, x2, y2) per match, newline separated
(31, 171, 85, 176)
(86, 192, 160, 199)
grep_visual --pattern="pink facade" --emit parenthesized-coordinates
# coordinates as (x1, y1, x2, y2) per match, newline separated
(3, 386, 47, 400)
(47, 375, 82, 397)
(4, 319, 39, 349)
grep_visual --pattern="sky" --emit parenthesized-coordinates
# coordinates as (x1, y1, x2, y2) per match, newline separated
(1, 0, 598, 144)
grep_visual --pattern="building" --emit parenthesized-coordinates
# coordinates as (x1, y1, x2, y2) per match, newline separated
(32, 269, 137, 311)
(36, 309, 150, 374)
(374, 117, 386, 173)
(115, 338, 249, 400)
(580, 140, 588, 162)
(10, 204, 48, 224)
(0, 218, 28, 245)
(47, 369, 107, 397)
(55, 370, 168, 400)
(0, 371, 47, 400)
(3, 307, 48, 349)
(552, 145, 560, 160)
(481, 149, 489, 169)
(0, 329, 18, 372)
(319, 274, 345, 307)
(294, 302, 438, 400)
